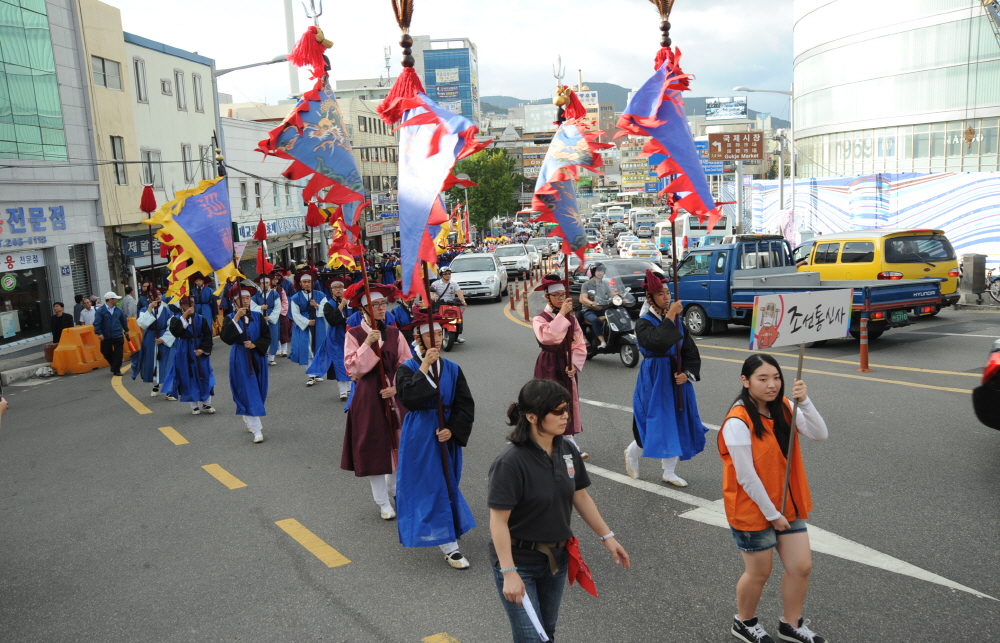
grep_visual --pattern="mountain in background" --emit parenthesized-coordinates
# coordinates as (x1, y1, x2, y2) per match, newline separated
(482, 81, 634, 113)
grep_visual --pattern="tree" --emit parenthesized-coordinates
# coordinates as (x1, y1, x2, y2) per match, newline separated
(447, 149, 520, 234)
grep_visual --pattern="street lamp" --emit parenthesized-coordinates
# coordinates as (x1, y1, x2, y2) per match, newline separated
(734, 85, 795, 233)
(211, 55, 290, 160)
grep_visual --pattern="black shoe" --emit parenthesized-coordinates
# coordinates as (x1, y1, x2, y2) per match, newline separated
(777, 618, 824, 643)
(732, 616, 774, 643)
(111, 372, 123, 376)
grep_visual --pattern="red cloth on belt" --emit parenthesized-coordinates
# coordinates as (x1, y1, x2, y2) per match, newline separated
(566, 536, 598, 597)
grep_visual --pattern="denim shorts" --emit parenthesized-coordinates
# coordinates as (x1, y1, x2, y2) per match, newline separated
(730, 520, 807, 552)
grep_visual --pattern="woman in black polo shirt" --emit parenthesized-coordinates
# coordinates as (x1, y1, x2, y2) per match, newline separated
(488, 379, 630, 643)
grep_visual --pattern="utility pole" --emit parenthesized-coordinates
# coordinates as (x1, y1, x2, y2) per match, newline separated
(735, 161, 744, 233)
(283, 0, 300, 98)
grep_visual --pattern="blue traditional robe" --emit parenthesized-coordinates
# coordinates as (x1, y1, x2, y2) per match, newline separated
(289, 289, 327, 365)
(167, 313, 215, 403)
(221, 311, 269, 416)
(380, 260, 397, 285)
(190, 285, 217, 324)
(130, 303, 175, 384)
(252, 288, 282, 355)
(306, 299, 349, 381)
(395, 355, 475, 547)
(633, 312, 708, 460)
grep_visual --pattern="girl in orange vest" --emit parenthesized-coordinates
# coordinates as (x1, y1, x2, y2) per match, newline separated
(719, 354, 828, 643)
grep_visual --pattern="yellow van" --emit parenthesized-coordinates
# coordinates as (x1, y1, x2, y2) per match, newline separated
(796, 229, 960, 310)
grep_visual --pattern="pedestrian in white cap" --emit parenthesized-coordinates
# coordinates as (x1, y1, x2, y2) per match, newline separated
(94, 291, 129, 376)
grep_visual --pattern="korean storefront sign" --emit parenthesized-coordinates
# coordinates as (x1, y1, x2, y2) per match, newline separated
(0, 250, 46, 273)
(122, 236, 161, 258)
(235, 216, 308, 242)
(1, 206, 68, 248)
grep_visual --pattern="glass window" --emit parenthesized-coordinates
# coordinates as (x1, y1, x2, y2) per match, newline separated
(192, 74, 204, 112)
(160, 79, 172, 95)
(885, 234, 956, 263)
(358, 116, 366, 132)
(284, 182, 291, 207)
(841, 242, 875, 263)
(181, 144, 192, 181)
(199, 145, 211, 180)
(92, 56, 121, 90)
(272, 184, 279, 208)
(240, 181, 248, 211)
(140, 150, 162, 187)
(174, 70, 186, 110)
(677, 252, 711, 277)
(714, 251, 727, 274)
(254, 181, 262, 209)
(133, 58, 147, 103)
(982, 125, 998, 155)
(813, 243, 840, 264)
(360, 148, 368, 161)
(913, 125, 929, 158)
(110, 135, 126, 185)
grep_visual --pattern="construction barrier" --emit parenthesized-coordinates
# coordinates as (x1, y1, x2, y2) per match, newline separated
(523, 288, 531, 322)
(856, 314, 872, 373)
(51, 319, 143, 376)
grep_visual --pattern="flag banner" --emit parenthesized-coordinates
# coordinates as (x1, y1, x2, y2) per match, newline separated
(749, 290, 854, 350)
(257, 76, 364, 208)
(393, 93, 489, 300)
(325, 200, 367, 270)
(532, 120, 611, 259)
(143, 176, 241, 301)
(617, 48, 721, 229)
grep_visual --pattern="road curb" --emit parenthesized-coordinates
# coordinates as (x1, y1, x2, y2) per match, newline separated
(954, 303, 1000, 312)
(1, 364, 46, 386)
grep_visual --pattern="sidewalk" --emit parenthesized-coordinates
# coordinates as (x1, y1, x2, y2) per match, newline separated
(0, 348, 51, 386)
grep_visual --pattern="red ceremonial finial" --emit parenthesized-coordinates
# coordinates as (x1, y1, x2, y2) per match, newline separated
(305, 201, 326, 228)
(140, 184, 157, 214)
(377, 0, 426, 124)
(288, 26, 333, 80)
(252, 218, 268, 241)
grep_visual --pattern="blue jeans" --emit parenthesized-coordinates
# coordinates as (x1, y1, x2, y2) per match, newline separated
(582, 309, 603, 340)
(492, 552, 568, 642)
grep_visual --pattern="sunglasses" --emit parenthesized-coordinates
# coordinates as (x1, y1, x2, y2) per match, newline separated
(547, 405, 570, 417)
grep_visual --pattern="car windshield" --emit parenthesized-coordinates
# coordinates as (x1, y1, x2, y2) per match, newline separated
(884, 234, 956, 263)
(528, 239, 548, 247)
(495, 246, 526, 257)
(449, 257, 496, 272)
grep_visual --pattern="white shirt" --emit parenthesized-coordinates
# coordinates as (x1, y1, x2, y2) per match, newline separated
(721, 398, 828, 521)
(79, 307, 96, 325)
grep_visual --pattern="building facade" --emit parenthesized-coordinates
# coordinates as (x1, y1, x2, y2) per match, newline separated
(419, 38, 481, 126)
(0, 0, 111, 352)
(794, 0, 1000, 178)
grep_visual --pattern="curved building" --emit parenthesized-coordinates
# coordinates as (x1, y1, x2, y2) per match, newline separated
(794, 0, 1000, 177)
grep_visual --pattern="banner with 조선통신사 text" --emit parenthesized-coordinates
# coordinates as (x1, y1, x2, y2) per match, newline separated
(749, 289, 853, 350)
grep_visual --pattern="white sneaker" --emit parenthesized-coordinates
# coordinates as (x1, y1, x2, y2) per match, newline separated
(201, 405, 216, 414)
(380, 505, 396, 520)
(150, 388, 159, 398)
(456, 337, 465, 344)
(339, 392, 349, 401)
(191, 408, 201, 415)
(165, 395, 178, 401)
(445, 551, 470, 569)
(253, 434, 264, 444)
(268, 359, 276, 366)
(598, 341, 607, 349)
(624, 450, 639, 479)
(306, 377, 317, 387)
(662, 474, 688, 487)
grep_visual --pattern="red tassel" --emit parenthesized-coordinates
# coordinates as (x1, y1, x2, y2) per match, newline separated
(377, 67, 426, 124)
(288, 26, 328, 80)
(256, 247, 273, 275)
(140, 184, 157, 214)
(252, 218, 268, 241)
(654, 47, 671, 70)
(563, 89, 588, 121)
(305, 202, 326, 228)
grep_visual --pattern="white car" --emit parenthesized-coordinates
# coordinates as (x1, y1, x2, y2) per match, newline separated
(527, 237, 553, 258)
(525, 244, 541, 268)
(494, 244, 532, 279)
(624, 241, 662, 264)
(448, 253, 508, 302)
(617, 234, 638, 253)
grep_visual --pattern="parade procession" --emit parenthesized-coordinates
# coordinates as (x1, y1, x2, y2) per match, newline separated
(1, 0, 1000, 641)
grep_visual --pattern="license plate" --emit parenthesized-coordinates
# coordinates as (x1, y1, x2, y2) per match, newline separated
(890, 310, 908, 323)
(637, 295, 645, 302)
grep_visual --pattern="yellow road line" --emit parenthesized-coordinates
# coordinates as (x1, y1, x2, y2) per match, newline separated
(111, 365, 152, 415)
(698, 343, 980, 378)
(158, 426, 189, 445)
(201, 464, 247, 490)
(274, 519, 351, 568)
(503, 301, 533, 328)
(701, 355, 972, 394)
(422, 634, 462, 643)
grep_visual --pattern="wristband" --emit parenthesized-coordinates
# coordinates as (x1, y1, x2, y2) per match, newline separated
(499, 566, 518, 573)
(599, 532, 615, 542)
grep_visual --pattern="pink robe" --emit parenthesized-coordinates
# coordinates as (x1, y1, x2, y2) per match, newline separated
(532, 306, 587, 435)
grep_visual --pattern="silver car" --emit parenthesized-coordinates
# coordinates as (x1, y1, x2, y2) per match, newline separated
(495, 244, 532, 279)
(448, 253, 508, 302)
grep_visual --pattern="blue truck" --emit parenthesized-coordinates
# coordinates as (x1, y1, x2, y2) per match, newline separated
(661, 237, 944, 340)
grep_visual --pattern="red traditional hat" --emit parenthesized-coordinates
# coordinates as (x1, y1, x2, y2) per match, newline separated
(294, 268, 319, 289)
(189, 272, 212, 284)
(345, 281, 396, 308)
(326, 274, 348, 290)
(228, 279, 259, 299)
(534, 274, 568, 293)
(642, 269, 667, 294)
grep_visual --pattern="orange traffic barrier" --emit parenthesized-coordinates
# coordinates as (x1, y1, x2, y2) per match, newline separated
(509, 283, 516, 310)
(51, 319, 144, 375)
(523, 288, 531, 322)
(857, 314, 872, 373)
(514, 279, 521, 303)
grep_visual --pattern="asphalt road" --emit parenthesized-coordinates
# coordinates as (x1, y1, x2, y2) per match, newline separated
(0, 299, 997, 642)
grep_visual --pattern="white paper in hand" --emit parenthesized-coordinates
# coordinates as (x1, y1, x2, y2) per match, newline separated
(521, 594, 550, 642)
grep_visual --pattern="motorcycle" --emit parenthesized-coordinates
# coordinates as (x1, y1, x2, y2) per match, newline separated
(576, 266, 640, 367)
(438, 303, 464, 352)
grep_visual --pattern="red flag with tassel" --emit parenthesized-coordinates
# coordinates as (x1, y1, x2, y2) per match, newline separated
(252, 218, 268, 241)
(140, 184, 157, 215)
(256, 247, 273, 275)
(305, 202, 326, 228)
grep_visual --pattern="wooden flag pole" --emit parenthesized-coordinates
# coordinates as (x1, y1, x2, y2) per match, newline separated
(780, 342, 807, 514)
(669, 207, 684, 412)
(421, 261, 460, 537)
(358, 252, 398, 448)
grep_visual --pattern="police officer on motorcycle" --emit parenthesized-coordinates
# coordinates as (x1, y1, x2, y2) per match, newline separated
(579, 263, 612, 349)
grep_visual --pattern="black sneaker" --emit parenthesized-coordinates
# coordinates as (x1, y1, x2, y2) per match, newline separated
(732, 615, 775, 643)
(778, 618, 824, 643)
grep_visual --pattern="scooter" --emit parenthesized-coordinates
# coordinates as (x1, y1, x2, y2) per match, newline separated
(578, 289, 639, 367)
(439, 303, 464, 352)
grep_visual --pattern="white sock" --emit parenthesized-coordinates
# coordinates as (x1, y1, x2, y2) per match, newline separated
(369, 475, 390, 507)
(386, 472, 397, 497)
(244, 416, 263, 438)
(564, 435, 580, 451)
(626, 440, 642, 463)
(438, 541, 460, 555)
(662, 456, 680, 478)
(189, 401, 200, 410)
(202, 396, 212, 407)
(338, 380, 351, 395)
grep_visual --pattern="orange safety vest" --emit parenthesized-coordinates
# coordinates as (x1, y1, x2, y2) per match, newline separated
(718, 400, 812, 532)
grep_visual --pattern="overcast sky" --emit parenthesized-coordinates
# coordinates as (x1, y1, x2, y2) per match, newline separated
(107, 0, 793, 118)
